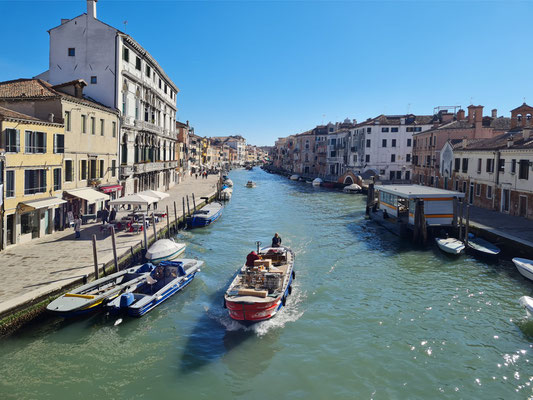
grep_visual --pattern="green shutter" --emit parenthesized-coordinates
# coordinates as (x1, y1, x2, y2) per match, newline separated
(42, 132, 47, 153)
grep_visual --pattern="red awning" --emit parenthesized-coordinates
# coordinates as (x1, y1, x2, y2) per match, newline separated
(100, 184, 122, 193)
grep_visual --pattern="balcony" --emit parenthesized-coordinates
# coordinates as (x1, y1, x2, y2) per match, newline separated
(120, 165, 134, 177)
(135, 120, 163, 134)
(121, 115, 135, 127)
(134, 160, 178, 174)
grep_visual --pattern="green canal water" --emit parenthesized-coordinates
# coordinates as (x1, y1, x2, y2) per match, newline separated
(1, 169, 533, 399)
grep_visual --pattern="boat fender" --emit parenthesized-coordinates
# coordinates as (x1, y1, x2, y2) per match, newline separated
(120, 293, 135, 308)
(288, 285, 292, 295)
(282, 296, 286, 307)
(292, 270, 295, 280)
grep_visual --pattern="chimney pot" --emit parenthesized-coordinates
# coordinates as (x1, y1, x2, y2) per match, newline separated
(48, 113, 54, 122)
(492, 109, 497, 118)
(507, 136, 514, 148)
(87, 0, 97, 20)
(457, 109, 465, 121)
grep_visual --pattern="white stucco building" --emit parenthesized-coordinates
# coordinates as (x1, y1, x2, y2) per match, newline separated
(351, 114, 434, 181)
(38, 0, 179, 194)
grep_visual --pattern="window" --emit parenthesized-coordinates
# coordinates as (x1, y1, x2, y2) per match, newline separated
(498, 159, 505, 172)
(426, 155, 431, 166)
(122, 93, 127, 115)
(512, 159, 517, 174)
(477, 158, 482, 173)
(112, 121, 117, 138)
(430, 176, 434, 186)
(366, 139, 371, 148)
(5, 170, 14, 197)
(53, 134, 64, 153)
(65, 111, 71, 131)
(405, 171, 410, 181)
(415, 127, 422, 132)
(91, 117, 95, 135)
(25, 131, 47, 153)
(365, 154, 370, 162)
(391, 139, 396, 147)
(390, 171, 395, 180)
(159, 79, 162, 89)
(123, 47, 129, 62)
(487, 185, 493, 199)
(381, 127, 389, 132)
(454, 180, 459, 191)
(99, 160, 104, 178)
(519, 160, 530, 180)
(391, 127, 399, 132)
(53, 168, 61, 191)
(81, 115, 87, 133)
(146, 65, 151, 77)
(382, 139, 387, 147)
(65, 160, 73, 182)
(80, 160, 87, 180)
(486, 158, 494, 173)
(68, 48, 75, 56)
(462, 181, 467, 193)
(24, 169, 47, 195)
(100, 119, 105, 136)
(135, 57, 141, 70)
(391, 154, 396, 162)
(454, 158, 460, 172)
(89, 160, 97, 180)
(164, 84, 168, 94)
(111, 160, 116, 177)
(476, 183, 481, 196)
(330, 151, 336, 157)
(406, 153, 411, 162)
(4, 128, 19, 152)
(366, 127, 371, 133)
(462, 158, 468, 173)
(90, 76, 97, 84)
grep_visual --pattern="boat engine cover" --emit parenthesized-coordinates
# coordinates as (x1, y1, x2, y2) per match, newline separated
(120, 293, 135, 308)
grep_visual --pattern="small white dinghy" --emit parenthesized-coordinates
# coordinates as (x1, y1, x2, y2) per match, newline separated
(312, 178, 323, 187)
(519, 296, 533, 316)
(343, 184, 362, 194)
(290, 174, 300, 181)
(146, 239, 186, 264)
(513, 258, 533, 281)
(435, 237, 465, 255)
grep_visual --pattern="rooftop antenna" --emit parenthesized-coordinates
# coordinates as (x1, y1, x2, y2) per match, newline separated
(123, 20, 128, 32)
(406, 103, 411, 114)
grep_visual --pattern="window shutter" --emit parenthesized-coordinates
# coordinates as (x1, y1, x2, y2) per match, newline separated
(80, 160, 83, 180)
(0, 129, 5, 149)
(53, 134, 57, 153)
(42, 132, 47, 153)
(95, 160, 100, 180)
(15, 129, 20, 152)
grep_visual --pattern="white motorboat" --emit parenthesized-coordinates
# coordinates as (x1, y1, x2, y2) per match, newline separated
(312, 178, 323, 187)
(467, 235, 500, 260)
(435, 237, 465, 255)
(289, 174, 300, 181)
(146, 239, 186, 264)
(224, 179, 234, 187)
(519, 296, 533, 316)
(343, 183, 362, 193)
(219, 187, 233, 201)
(245, 181, 257, 188)
(513, 258, 533, 281)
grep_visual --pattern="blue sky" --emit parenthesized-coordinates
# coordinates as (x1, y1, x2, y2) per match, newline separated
(1, 0, 532, 145)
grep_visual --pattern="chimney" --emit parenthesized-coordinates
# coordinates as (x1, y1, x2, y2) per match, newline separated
(457, 109, 465, 120)
(87, 0, 97, 19)
(462, 137, 468, 148)
(48, 113, 54, 122)
(507, 135, 514, 148)
(492, 109, 497, 118)
(400, 117, 406, 125)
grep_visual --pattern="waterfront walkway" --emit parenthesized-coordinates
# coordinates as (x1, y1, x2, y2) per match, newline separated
(0, 174, 219, 317)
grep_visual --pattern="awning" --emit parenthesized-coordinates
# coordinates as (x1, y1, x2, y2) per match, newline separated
(99, 184, 123, 194)
(109, 193, 157, 207)
(19, 197, 66, 212)
(65, 188, 110, 204)
(138, 190, 170, 201)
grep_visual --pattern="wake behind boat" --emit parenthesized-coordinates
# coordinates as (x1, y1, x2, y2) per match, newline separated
(224, 244, 295, 323)
(107, 259, 203, 317)
(46, 263, 155, 317)
(188, 202, 223, 228)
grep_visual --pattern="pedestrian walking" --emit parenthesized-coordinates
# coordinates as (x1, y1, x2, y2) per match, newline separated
(195, 173, 198, 180)
(74, 215, 82, 239)
(101, 207, 109, 224)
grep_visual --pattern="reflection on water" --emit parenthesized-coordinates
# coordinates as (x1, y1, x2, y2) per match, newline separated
(0, 168, 533, 399)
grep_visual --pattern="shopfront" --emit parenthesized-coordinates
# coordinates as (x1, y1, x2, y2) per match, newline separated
(13, 197, 67, 245)
(64, 188, 110, 221)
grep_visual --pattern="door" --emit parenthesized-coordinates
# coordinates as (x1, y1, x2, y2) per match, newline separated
(502, 189, 510, 213)
(519, 195, 527, 217)
(469, 182, 474, 204)
(6, 214, 14, 245)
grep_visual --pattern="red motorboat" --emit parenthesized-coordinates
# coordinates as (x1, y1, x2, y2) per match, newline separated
(224, 245, 295, 323)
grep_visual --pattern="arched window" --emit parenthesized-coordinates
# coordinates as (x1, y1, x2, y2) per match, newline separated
(517, 114, 523, 123)
(527, 114, 532, 122)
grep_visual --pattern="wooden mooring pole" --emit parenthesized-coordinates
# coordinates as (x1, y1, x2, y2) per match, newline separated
(174, 201, 178, 233)
(465, 204, 470, 248)
(192, 193, 197, 211)
(92, 234, 99, 280)
(111, 226, 118, 272)
(182, 197, 186, 228)
(152, 212, 157, 240)
(186, 195, 191, 217)
(166, 205, 170, 238)
(458, 200, 464, 241)
(142, 214, 148, 250)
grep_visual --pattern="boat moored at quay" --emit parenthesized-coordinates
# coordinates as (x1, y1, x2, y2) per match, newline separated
(187, 202, 223, 228)
(224, 244, 295, 323)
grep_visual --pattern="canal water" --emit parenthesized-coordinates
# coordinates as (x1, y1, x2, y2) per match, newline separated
(1, 169, 533, 399)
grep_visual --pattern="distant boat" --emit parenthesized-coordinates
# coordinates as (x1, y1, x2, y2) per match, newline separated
(519, 296, 533, 316)
(146, 239, 186, 264)
(343, 183, 362, 193)
(107, 259, 203, 317)
(312, 178, 323, 187)
(513, 258, 533, 281)
(435, 237, 465, 255)
(246, 181, 257, 188)
(225, 245, 295, 323)
(46, 263, 155, 317)
(467, 235, 501, 259)
(188, 202, 223, 228)
(289, 174, 300, 181)
(219, 187, 232, 201)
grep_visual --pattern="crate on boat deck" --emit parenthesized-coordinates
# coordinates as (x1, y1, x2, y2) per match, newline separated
(238, 288, 268, 298)
(254, 259, 272, 268)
